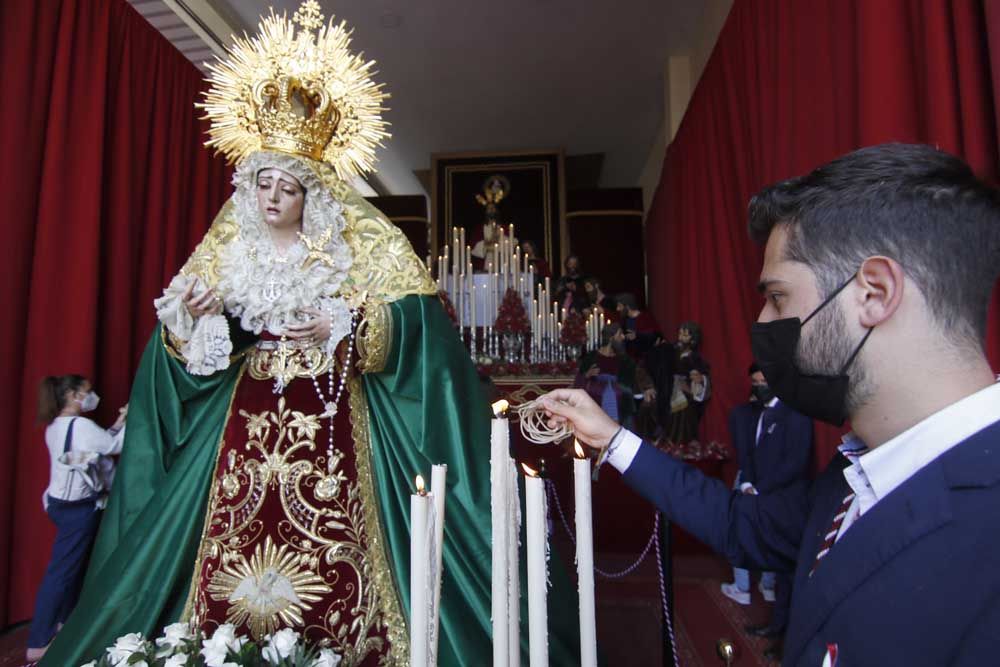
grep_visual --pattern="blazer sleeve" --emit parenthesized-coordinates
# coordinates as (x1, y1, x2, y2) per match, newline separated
(622, 440, 809, 572)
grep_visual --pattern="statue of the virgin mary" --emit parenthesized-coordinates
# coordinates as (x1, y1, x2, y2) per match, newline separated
(41, 3, 580, 665)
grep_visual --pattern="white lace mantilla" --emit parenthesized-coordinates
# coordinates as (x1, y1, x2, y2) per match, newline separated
(155, 152, 355, 376)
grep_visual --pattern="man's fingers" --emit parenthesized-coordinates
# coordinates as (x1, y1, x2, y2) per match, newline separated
(543, 388, 585, 405)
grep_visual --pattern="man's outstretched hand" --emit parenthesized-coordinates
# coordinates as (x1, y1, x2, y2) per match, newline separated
(540, 388, 620, 450)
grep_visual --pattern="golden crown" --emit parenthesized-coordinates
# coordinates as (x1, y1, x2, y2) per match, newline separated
(199, 1, 390, 178)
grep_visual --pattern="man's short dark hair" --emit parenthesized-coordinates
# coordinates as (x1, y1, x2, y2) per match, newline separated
(616, 292, 638, 310)
(748, 143, 1000, 344)
(748, 362, 761, 376)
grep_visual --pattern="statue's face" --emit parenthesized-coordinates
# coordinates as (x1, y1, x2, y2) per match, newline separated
(256, 168, 305, 231)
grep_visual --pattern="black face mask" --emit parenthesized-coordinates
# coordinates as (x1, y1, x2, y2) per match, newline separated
(750, 274, 873, 426)
(751, 384, 775, 404)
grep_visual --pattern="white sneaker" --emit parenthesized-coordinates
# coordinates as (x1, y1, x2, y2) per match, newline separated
(759, 581, 776, 602)
(721, 582, 751, 605)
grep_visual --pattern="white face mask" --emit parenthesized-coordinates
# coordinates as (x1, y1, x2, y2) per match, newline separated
(79, 391, 100, 413)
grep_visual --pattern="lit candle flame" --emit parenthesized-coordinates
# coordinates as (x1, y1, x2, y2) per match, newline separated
(521, 463, 539, 477)
(492, 399, 509, 417)
(574, 439, 586, 459)
(415, 475, 426, 494)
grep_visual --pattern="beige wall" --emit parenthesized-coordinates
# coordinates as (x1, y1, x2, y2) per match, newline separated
(637, 0, 735, 212)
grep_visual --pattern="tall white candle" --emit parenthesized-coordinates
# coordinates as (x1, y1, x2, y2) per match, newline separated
(458, 272, 465, 336)
(506, 460, 521, 667)
(411, 476, 431, 667)
(460, 227, 466, 272)
(430, 465, 448, 663)
(470, 284, 477, 354)
(486, 263, 493, 327)
(524, 468, 548, 667)
(491, 402, 512, 667)
(573, 444, 597, 667)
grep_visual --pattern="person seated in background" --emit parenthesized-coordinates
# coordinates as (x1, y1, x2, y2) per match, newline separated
(26, 375, 127, 662)
(556, 254, 589, 312)
(722, 363, 814, 662)
(615, 292, 659, 360)
(521, 239, 551, 282)
(582, 278, 616, 316)
(574, 323, 654, 431)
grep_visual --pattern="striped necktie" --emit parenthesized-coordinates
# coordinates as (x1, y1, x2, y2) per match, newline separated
(809, 490, 856, 576)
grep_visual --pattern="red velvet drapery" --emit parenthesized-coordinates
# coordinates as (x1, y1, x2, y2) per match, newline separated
(645, 0, 999, 468)
(0, 0, 230, 625)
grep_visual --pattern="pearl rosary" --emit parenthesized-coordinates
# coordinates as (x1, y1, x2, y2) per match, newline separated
(301, 304, 360, 473)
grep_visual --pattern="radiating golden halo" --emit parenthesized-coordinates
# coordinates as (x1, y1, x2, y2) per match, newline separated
(198, 0, 390, 179)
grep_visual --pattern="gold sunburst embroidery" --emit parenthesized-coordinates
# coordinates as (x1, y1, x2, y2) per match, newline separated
(207, 535, 333, 639)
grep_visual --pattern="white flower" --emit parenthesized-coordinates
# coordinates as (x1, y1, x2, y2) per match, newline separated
(155, 622, 194, 656)
(261, 628, 299, 664)
(106, 632, 146, 665)
(311, 648, 343, 667)
(200, 625, 246, 667)
(164, 654, 189, 667)
(210, 624, 246, 652)
(81, 662, 98, 667)
(271, 628, 300, 658)
(200, 643, 231, 667)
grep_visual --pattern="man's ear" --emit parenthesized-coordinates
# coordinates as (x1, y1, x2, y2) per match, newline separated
(855, 256, 905, 328)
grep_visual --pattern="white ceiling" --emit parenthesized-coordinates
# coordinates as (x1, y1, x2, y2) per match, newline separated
(145, 0, 709, 195)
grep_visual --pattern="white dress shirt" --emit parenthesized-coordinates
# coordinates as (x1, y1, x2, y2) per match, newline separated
(44, 416, 124, 508)
(834, 381, 1000, 541)
(740, 397, 780, 493)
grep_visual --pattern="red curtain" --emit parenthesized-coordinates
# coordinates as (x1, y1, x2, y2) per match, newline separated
(0, 0, 231, 625)
(645, 0, 999, 469)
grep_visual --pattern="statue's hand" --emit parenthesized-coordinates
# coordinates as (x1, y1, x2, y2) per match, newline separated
(285, 307, 331, 345)
(183, 281, 223, 318)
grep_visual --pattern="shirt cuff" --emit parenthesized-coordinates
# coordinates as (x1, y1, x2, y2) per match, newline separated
(607, 429, 643, 473)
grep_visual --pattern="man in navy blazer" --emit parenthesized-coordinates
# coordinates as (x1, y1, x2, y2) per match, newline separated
(725, 364, 814, 660)
(541, 144, 1000, 666)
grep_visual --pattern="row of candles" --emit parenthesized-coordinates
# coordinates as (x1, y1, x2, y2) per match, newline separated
(408, 400, 598, 667)
(426, 225, 606, 358)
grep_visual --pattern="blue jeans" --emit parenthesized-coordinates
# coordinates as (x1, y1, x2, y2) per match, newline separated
(732, 567, 776, 592)
(27, 496, 102, 649)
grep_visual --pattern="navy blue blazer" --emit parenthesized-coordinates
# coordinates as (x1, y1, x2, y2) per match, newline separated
(728, 400, 813, 493)
(623, 420, 1000, 666)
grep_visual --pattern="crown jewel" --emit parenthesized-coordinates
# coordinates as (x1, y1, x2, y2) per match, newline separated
(199, 1, 390, 177)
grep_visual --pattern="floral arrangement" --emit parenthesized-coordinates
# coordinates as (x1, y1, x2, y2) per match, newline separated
(494, 289, 529, 335)
(658, 439, 730, 461)
(437, 290, 458, 328)
(558, 310, 587, 347)
(82, 623, 341, 667)
(476, 360, 577, 377)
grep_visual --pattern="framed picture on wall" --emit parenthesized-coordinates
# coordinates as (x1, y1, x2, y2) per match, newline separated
(430, 150, 566, 270)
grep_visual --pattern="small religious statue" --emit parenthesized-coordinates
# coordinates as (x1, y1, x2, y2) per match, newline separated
(470, 174, 516, 270)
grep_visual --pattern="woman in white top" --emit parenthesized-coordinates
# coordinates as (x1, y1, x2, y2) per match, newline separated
(26, 375, 126, 662)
